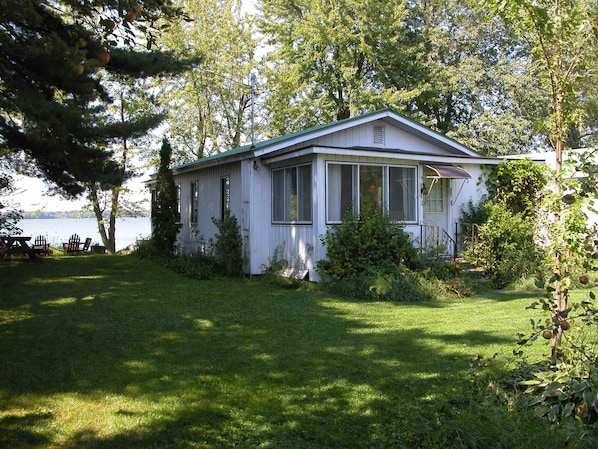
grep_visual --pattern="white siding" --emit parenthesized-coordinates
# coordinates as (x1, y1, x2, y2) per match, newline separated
(311, 121, 456, 155)
(269, 225, 318, 278)
(245, 158, 271, 275)
(174, 162, 242, 255)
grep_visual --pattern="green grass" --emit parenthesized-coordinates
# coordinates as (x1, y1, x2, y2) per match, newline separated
(0, 255, 587, 448)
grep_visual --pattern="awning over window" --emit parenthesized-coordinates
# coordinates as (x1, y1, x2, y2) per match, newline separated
(425, 164, 471, 179)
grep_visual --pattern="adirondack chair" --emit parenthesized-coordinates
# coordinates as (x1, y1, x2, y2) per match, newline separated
(32, 235, 49, 255)
(81, 237, 92, 252)
(63, 234, 81, 254)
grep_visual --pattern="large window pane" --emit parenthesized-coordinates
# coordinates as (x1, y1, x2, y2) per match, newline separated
(327, 163, 417, 224)
(359, 165, 383, 212)
(298, 165, 312, 221)
(389, 166, 416, 222)
(327, 164, 354, 222)
(272, 165, 312, 223)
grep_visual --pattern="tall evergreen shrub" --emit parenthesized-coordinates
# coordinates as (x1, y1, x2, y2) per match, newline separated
(212, 211, 244, 277)
(151, 137, 181, 256)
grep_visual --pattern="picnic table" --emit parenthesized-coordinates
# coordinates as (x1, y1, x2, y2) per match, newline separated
(0, 236, 45, 259)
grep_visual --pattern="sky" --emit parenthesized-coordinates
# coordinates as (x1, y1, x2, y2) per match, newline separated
(12, 174, 150, 213)
(12, 176, 86, 212)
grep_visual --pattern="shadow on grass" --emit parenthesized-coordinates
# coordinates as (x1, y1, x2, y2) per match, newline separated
(0, 411, 53, 447)
(0, 256, 549, 448)
(473, 285, 544, 303)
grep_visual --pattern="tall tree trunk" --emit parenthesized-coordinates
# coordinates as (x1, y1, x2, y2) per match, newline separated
(89, 184, 111, 253)
(551, 84, 567, 365)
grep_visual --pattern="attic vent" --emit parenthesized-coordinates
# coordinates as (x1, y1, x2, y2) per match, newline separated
(373, 125, 385, 145)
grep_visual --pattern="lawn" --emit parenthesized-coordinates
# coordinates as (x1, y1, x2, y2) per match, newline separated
(0, 255, 577, 448)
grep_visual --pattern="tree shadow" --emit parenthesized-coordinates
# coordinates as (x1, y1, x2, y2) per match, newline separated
(0, 256, 536, 448)
(0, 411, 52, 447)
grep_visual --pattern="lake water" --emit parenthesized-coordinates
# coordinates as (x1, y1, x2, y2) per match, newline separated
(17, 217, 151, 251)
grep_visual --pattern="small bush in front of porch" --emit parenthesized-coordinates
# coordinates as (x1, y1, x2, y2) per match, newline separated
(318, 206, 464, 301)
(318, 206, 418, 282)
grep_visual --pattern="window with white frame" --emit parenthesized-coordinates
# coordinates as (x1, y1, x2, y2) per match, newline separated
(190, 181, 199, 225)
(389, 166, 417, 221)
(327, 162, 417, 223)
(272, 164, 312, 223)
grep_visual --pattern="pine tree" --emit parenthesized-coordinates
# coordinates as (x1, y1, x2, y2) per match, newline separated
(151, 138, 181, 256)
(0, 0, 188, 197)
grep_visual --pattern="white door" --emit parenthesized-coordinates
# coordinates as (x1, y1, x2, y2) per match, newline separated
(422, 177, 449, 249)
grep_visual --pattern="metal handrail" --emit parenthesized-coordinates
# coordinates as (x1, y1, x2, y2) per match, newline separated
(420, 225, 458, 259)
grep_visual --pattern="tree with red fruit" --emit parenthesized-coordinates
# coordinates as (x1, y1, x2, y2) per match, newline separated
(491, 0, 598, 365)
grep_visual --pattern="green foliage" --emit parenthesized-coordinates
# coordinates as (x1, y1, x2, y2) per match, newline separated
(470, 202, 544, 288)
(513, 291, 598, 436)
(317, 205, 470, 301)
(511, 150, 598, 440)
(460, 198, 491, 227)
(462, 160, 548, 288)
(0, 172, 22, 235)
(317, 206, 418, 282)
(541, 151, 598, 280)
(212, 210, 244, 277)
(151, 138, 181, 256)
(486, 159, 548, 218)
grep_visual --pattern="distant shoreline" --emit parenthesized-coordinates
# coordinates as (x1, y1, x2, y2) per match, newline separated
(22, 211, 150, 219)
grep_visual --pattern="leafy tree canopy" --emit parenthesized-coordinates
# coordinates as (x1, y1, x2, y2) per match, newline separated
(257, 0, 549, 155)
(258, 0, 407, 134)
(158, 0, 257, 163)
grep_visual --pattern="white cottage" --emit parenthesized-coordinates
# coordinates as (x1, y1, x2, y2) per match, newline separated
(150, 108, 498, 281)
